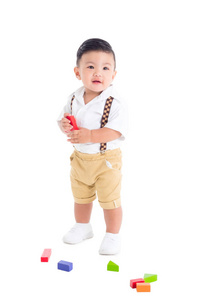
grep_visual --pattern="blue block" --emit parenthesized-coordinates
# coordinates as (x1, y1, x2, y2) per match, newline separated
(58, 260, 73, 272)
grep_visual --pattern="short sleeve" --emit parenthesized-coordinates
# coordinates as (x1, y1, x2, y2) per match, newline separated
(57, 92, 75, 123)
(104, 98, 128, 139)
(57, 94, 73, 130)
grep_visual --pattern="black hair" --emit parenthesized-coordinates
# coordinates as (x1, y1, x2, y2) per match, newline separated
(76, 38, 116, 69)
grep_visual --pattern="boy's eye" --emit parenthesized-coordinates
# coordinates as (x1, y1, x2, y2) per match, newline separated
(88, 66, 94, 69)
(103, 67, 109, 70)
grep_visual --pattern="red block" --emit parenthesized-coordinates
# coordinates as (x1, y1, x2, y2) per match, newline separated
(130, 278, 145, 289)
(41, 249, 52, 262)
(66, 115, 79, 130)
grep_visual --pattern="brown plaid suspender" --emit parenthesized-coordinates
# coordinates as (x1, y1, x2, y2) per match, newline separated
(100, 96, 114, 152)
(70, 95, 75, 114)
(70, 95, 114, 152)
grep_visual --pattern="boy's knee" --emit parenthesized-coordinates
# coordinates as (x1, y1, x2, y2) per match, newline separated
(99, 198, 121, 209)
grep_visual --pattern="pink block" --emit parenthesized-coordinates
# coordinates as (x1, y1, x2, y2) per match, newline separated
(130, 278, 145, 289)
(41, 249, 52, 262)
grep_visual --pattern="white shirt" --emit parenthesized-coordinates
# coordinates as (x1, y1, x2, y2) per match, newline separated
(57, 84, 128, 154)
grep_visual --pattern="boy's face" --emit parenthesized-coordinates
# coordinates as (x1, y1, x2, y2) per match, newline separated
(74, 51, 117, 95)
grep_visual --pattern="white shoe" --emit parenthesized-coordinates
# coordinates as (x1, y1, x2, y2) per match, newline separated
(99, 233, 121, 255)
(63, 223, 94, 244)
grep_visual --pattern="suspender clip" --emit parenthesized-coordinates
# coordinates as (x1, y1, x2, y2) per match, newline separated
(100, 150, 106, 155)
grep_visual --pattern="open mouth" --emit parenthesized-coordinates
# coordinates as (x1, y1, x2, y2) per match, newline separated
(92, 80, 102, 84)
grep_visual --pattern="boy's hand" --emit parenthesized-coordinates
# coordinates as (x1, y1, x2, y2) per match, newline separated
(60, 113, 73, 133)
(67, 127, 92, 144)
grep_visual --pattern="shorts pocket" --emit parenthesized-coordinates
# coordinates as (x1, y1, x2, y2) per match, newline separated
(105, 157, 122, 171)
(70, 152, 75, 164)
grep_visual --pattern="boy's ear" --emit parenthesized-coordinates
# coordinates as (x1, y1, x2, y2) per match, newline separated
(74, 67, 81, 80)
(112, 70, 117, 80)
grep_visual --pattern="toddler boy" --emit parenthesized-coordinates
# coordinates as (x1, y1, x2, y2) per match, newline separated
(58, 38, 127, 255)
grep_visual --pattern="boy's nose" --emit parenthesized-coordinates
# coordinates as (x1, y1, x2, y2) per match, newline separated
(94, 70, 102, 77)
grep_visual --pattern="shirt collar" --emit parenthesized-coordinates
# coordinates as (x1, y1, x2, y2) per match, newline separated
(74, 86, 85, 101)
(74, 84, 118, 105)
(98, 84, 117, 100)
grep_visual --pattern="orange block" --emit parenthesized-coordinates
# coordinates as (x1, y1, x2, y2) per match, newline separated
(136, 282, 151, 292)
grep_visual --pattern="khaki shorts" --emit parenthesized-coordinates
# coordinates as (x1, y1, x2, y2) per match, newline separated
(70, 148, 122, 209)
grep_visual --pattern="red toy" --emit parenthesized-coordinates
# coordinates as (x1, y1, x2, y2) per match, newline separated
(130, 278, 145, 289)
(66, 115, 79, 130)
(41, 249, 52, 262)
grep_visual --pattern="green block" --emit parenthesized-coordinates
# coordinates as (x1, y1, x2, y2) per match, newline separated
(107, 261, 119, 272)
(144, 274, 157, 283)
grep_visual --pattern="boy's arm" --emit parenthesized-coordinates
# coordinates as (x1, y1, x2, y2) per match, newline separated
(91, 128, 121, 143)
(66, 127, 121, 144)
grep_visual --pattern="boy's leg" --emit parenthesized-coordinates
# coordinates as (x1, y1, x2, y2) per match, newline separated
(103, 206, 122, 233)
(75, 202, 93, 223)
(63, 202, 94, 244)
(99, 206, 122, 255)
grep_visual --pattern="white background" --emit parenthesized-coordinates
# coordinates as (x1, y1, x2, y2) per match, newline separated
(0, 0, 200, 299)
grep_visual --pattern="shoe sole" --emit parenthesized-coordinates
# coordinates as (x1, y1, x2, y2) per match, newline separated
(99, 249, 120, 255)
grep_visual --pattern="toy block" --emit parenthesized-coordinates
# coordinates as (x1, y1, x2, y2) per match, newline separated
(144, 273, 157, 283)
(130, 278, 145, 289)
(107, 261, 119, 272)
(66, 115, 79, 130)
(58, 260, 73, 272)
(136, 282, 151, 292)
(41, 249, 52, 262)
